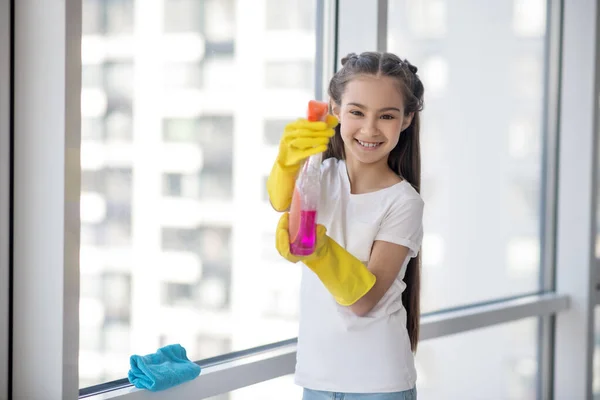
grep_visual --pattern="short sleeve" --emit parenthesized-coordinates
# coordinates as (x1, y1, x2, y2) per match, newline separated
(375, 197, 424, 258)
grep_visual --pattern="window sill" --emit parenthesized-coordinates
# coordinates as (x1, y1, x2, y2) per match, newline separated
(82, 292, 569, 400)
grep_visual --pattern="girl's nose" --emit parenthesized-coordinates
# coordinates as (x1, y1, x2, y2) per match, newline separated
(360, 124, 379, 137)
(362, 116, 380, 133)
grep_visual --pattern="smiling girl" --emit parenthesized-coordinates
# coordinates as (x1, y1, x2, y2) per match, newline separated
(268, 51, 425, 400)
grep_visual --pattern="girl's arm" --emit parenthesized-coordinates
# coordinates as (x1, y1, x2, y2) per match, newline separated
(349, 196, 424, 316)
(273, 196, 422, 311)
(347, 241, 410, 316)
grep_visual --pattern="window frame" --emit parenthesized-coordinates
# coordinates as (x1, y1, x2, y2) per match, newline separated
(553, 0, 600, 398)
(10, 0, 82, 398)
(0, 0, 11, 398)
(537, 0, 563, 398)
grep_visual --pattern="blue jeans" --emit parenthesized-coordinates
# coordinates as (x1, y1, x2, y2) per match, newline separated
(302, 387, 417, 400)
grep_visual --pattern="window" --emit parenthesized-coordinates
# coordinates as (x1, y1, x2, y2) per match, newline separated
(508, 118, 541, 159)
(205, 0, 235, 42)
(105, 111, 133, 141)
(163, 63, 204, 89)
(82, 0, 135, 35)
(80, 0, 288, 387)
(164, 0, 204, 33)
(76, 1, 322, 376)
(8, 0, 598, 398)
(263, 119, 287, 146)
(265, 61, 314, 90)
(417, 318, 539, 399)
(82, 0, 103, 35)
(102, 273, 132, 323)
(164, 0, 235, 42)
(81, 118, 105, 140)
(162, 282, 195, 306)
(405, 0, 447, 38)
(419, 56, 448, 98)
(388, 0, 549, 312)
(105, 0, 135, 34)
(195, 335, 232, 360)
(77, 0, 559, 394)
(261, 286, 300, 320)
(82, 65, 104, 88)
(512, 0, 546, 38)
(266, 0, 315, 31)
(163, 116, 234, 199)
(104, 62, 134, 99)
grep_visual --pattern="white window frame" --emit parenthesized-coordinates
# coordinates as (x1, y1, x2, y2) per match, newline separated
(553, 1, 600, 399)
(0, 0, 11, 398)
(314, 0, 338, 100)
(6, 1, 599, 399)
(10, 0, 82, 399)
(537, 1, 563, 398)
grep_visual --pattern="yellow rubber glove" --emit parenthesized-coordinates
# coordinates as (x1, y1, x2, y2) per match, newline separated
(267, 115, 338, 211)
(275, 212, 376, 306)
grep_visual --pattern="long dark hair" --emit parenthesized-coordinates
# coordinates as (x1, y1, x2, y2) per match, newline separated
(324, 51, 425, 352)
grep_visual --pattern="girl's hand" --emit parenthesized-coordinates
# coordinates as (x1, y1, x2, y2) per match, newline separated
(275, 212, 327, 263)
(274, 212, 377, 307)
(276, 115, 338, 169)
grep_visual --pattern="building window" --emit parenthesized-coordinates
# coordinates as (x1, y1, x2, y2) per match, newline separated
(265, 61, 313, 90)
(263, 119, 286, 146)
(164, 0, 204, 33)
(266, 0, 315, 31)
(105, 0, 135, 34)
(102, 273, 132, 324)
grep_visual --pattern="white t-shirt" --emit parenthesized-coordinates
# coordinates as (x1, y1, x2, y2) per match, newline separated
(294, 158, 424, 393)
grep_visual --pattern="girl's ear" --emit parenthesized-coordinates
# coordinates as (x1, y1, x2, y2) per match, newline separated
(329, 99, 341, 119)
(401, 112, 414, 131)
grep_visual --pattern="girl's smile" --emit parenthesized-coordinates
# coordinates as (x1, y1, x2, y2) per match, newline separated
(355, 139, 384, 150)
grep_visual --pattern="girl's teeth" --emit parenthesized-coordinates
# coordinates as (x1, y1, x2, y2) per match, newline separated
(358, 140, 380, 148)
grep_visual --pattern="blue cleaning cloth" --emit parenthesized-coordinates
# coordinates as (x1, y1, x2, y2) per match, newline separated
(128, 344, 201, 392)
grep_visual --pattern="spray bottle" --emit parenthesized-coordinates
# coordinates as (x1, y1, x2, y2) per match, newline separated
(288, 100, 329, 256)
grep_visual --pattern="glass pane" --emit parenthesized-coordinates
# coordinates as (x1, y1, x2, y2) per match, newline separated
(105, 0, 134, 34)
(164, 0, 204, 33)
(594, 306, 600, 396)
(265, 0, 315, 31)
(206, 374, 301, 400)
(79, 0, 317, 388)
(204, 320, 539, 400)
(82, 0, 103, 35)
(417, 318, 538, 399)
(388, 0, 548, 311)
(265, 61, 314, 90)
(82, 0, 134, 36)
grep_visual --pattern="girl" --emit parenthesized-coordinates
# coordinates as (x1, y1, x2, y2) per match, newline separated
(267, 51, 425, 400)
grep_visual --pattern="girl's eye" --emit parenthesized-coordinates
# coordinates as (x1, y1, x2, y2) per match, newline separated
(380, 114, 395, 120)
(349, 110, 363, 116)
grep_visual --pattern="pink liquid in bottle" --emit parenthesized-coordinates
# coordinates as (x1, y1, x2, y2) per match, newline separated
(289, 210, 317, 256)
(288, 100, 328, 257)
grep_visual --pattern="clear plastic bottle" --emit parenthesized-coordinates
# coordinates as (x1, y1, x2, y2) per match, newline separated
(288, 100, 329, 256)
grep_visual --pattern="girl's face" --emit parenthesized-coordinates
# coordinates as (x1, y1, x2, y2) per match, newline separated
(332, 74, 413, 166)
